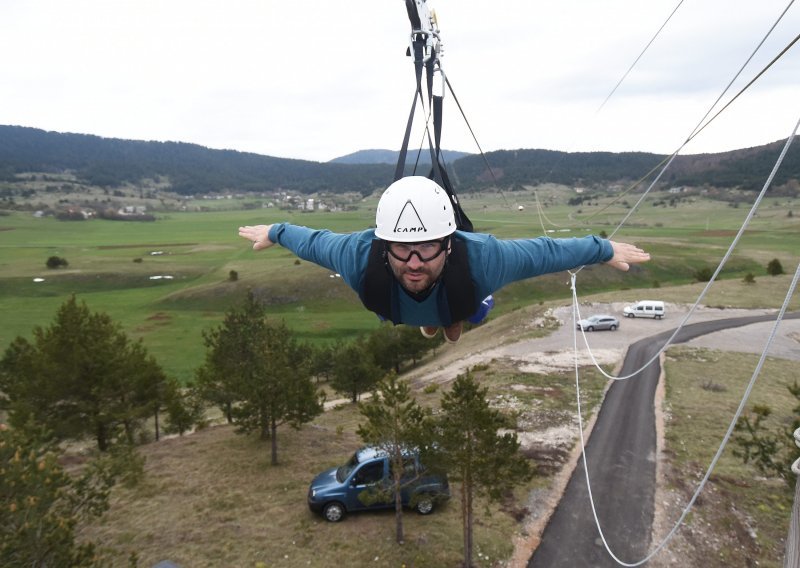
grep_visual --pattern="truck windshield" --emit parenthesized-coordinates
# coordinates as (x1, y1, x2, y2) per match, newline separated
(336, 452, 360, 483)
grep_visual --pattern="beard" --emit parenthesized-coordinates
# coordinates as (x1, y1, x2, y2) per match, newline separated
(389, 263, 440, 294)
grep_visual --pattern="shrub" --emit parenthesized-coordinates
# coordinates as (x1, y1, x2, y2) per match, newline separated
(767, 258, 784, 276)
(132, 257, 143, 263)
(55, 210, 87, 221)
(743, 272, 756, 284)
(45, 256, 68, 269)
(228, 270, 238, 282)
(694, 267, 714, 282)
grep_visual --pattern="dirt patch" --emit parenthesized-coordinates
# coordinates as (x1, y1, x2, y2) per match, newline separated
(648, 460, 764, 567)
(146, 312, 171, 321)
(134, 312, 173, 332)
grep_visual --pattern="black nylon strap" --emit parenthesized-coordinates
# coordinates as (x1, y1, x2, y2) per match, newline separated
(394, 39, 425, 182)
(396, 3, 473, 233)
(359, 240, 400, 323)
(404, 0, 421, 30)
(432, 93, 473, 232)
(358, 237, 477, 326)
(439, 237, 477, 324)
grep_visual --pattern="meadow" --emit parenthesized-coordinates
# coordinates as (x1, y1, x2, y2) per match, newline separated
(0, 186, 797, 382)
(2, 185, 799, 566)
(70, 285, 800, 567)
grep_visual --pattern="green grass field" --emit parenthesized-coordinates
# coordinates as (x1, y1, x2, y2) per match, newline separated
(1, 189, 797, 382)
(3, 185, 797, 566)
(661, 348, 798, 566)
(76, 337, 613, 568)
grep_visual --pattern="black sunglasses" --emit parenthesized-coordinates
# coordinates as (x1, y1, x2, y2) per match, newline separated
(386, 237, 449, 262)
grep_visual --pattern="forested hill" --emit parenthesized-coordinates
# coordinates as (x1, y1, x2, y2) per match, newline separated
(1, 125, 797, 195)
(450, 143, 800, 192)
(330, 148, 472, 165)
(0, 126, 394, 195)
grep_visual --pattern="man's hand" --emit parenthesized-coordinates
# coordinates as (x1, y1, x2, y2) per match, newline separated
(238, 224, 274, 251)
(605, 241, 650, 271)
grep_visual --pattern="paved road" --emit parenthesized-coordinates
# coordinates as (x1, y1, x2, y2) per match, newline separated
(528, 312, 800, 567)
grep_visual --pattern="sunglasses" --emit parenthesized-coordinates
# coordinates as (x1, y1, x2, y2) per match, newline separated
(386, 237, 449, 262)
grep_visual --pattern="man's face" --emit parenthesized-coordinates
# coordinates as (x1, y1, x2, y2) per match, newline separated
(385, 238, 450, 294)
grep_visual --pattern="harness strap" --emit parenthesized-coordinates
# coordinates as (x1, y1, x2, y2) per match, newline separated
(396, 2, 473, 233)
(359, 237, 477, 326)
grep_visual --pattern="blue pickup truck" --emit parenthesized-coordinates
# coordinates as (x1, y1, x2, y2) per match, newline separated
(307, 446, 450, 522)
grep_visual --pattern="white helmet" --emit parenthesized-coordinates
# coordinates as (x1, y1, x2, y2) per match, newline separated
(374, 176, 456, 242)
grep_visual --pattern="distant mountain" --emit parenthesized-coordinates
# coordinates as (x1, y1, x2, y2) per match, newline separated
(449, 144, 800, 192)
(0, 125, 797, 196)
(330, 148, 472, 165)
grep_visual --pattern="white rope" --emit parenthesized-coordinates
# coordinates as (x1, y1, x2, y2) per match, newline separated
(595, 0, 686, 114)
(574, 260, 800, 566)
(548, 2, 799, 565)
(564, 113, 799, 564)
(538, 0, 688, 196)
(533, 189, 569, 234)
(574, 0, 797, 244)
(792, 428, 800, 476)
(794, 428, 800, 476)
(571, 115, 799, 382)
(606, 0, 796, 240)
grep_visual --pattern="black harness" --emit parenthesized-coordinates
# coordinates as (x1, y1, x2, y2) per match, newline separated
(361, 4, 478, 327)
(359, 236, 477, 326)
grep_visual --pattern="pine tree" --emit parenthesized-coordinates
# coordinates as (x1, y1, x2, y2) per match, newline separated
(163, 379, 206, 437)
(195, 292, 323, 464)
(366, 324, 406, 374)
(331, 337, 382, 403)
(435, 371, 533, 567)
(0, 424, 116, 567)
(733, 381, 800, 486)
(357, 373, 428, 544)
(0, 296, 170, 452)
(397, 325, 440, 365)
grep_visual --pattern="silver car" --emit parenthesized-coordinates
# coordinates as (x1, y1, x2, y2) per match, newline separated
(576, 315, 619, 331)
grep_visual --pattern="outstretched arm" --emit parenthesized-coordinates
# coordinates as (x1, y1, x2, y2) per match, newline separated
(604, 241, 650, 271)
(238, 224, 274, 251)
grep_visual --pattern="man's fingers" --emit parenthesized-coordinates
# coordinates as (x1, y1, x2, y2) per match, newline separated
(610, 259, 630, 272)
(238, 225, 273, 251)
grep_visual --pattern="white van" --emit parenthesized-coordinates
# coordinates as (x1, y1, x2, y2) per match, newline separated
(623, 300, 665, 319)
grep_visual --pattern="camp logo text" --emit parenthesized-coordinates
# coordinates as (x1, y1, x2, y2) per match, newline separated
(393, 201, 427, 234)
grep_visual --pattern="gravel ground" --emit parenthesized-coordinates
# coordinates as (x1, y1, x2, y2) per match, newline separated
(534, 302, 800, 365)
(406, 302, 800, 388)
(404, 301, 800, 568)
(327, 302, 800, 566)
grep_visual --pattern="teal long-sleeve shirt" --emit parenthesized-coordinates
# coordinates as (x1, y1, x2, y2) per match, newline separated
(267, 223, 614, 326)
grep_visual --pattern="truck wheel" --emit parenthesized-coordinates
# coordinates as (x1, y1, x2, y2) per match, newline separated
(323, 502, 345, 522)
(415, 496, 435, 515)
(626, 313, 634, 318)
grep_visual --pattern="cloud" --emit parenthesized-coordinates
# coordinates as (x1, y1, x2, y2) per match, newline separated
(0, 0, 797, 160)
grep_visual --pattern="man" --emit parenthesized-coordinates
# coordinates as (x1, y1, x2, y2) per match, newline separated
(238, 176, 650, 343)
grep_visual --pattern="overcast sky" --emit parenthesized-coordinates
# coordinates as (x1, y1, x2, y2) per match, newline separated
(1, 0, 798, 162)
